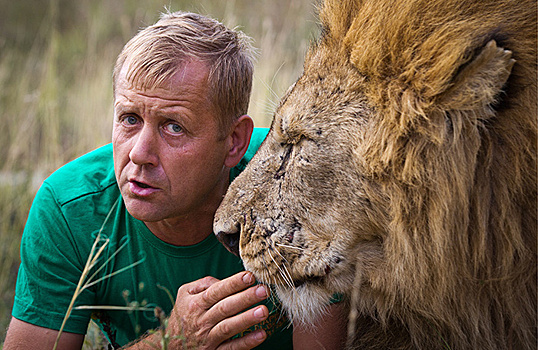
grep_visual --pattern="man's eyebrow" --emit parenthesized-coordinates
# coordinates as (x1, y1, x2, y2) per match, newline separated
(114, 101, 138, 113)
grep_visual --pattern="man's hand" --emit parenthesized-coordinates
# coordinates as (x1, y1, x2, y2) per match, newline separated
(163, 271, 269, 350)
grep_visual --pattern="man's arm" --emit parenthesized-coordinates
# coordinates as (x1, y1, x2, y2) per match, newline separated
(5, 272, 270, 350)
(4, 317, 85, 350)
(292, 302, 349, 349)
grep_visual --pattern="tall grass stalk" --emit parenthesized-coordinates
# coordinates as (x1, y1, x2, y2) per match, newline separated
(53, 198, 149, 349)
(53, 233, 110, 350)
(52, 199, 118, 350)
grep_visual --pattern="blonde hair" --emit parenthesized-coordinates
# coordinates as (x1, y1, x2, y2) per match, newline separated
(113, 11, 255, 135)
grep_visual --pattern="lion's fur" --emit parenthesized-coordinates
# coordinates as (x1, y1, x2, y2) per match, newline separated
(214, 0, 537, 349)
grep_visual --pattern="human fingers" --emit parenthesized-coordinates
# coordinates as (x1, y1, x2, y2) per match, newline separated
(218, 330, 267, 350)
(184, 276, 220, 295)
(199, 271, 256, 308)
(205, 284, 270, 326)
(166, 276, 221, 342)
(209, 304, 269, 341)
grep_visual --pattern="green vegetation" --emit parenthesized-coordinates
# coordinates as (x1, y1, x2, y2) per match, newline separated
(0, 0, 318, 346)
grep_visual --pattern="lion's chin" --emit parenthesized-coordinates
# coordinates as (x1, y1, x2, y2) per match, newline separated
(273, 283, 334, 328)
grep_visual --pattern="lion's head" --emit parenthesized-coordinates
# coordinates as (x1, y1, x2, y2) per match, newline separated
(214, 0, 537, 348)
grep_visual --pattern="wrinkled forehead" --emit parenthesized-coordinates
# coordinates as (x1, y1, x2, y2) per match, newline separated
(118, 55, 180, 91)
(115, 57, 211, 98)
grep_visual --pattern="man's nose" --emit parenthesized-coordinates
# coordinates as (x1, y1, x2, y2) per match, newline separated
(129, 126, 159, 166)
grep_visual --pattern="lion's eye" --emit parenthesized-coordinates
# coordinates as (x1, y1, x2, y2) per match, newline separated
(275, 145, 293, 179)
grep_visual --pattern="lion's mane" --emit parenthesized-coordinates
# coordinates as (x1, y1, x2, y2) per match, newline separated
(319, 0, 537, 348)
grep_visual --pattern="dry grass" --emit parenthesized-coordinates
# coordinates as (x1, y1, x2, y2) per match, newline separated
(0, 0, 318, 346)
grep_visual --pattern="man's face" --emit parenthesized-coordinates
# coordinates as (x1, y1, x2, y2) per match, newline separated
(112, 60, 230, 224)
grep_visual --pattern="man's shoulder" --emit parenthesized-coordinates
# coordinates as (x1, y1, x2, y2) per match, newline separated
(43, 144, 117, 206)
(245, 127, 269, 160)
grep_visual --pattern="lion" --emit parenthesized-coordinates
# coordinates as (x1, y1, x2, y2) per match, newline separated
(214, 0, 537, 348)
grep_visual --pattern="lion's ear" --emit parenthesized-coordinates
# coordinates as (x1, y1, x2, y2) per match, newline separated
(359, 40, 515, 182)
(438, 40, 515, 112)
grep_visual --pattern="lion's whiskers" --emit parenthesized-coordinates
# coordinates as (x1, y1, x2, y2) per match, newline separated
(273, 247, 296, 290)
(267, 247, 295, 290)
(275, 242, 304, 251)
(272, 247, 296, 289)
(256, 258, 284, 310)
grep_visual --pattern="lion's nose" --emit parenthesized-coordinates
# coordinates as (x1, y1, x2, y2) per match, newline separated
(216, 231, 240, 256)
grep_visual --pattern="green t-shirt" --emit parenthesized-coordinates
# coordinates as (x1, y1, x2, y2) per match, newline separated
(13, 128, 291, 348)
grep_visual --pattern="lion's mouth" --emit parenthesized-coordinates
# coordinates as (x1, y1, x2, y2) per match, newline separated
(216, 219, 336, 289)
(293, 274, 326, 288)
(288, 264, 333, 288)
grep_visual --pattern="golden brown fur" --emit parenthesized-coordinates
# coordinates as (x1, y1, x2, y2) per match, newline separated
(214, 0, 537, 348)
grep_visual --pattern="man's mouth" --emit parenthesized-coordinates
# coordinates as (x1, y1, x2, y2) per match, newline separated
(133, 180, 151, 189)
(127, 179, 159, 196)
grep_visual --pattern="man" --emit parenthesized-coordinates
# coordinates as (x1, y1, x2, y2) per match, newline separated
(4, 11, 347, 350)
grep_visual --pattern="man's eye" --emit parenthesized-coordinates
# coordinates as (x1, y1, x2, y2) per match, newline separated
(164, 123, 183, 134)
(122, 115, 138, 125)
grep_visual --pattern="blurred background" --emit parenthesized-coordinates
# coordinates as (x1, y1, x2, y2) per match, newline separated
(0, 0, 319, 346)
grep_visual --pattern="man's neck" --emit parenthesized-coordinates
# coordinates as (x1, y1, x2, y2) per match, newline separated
(144, 210, 216, 246)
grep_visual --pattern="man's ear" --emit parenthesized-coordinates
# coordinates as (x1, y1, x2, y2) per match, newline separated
(224, 115, 254, 168)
